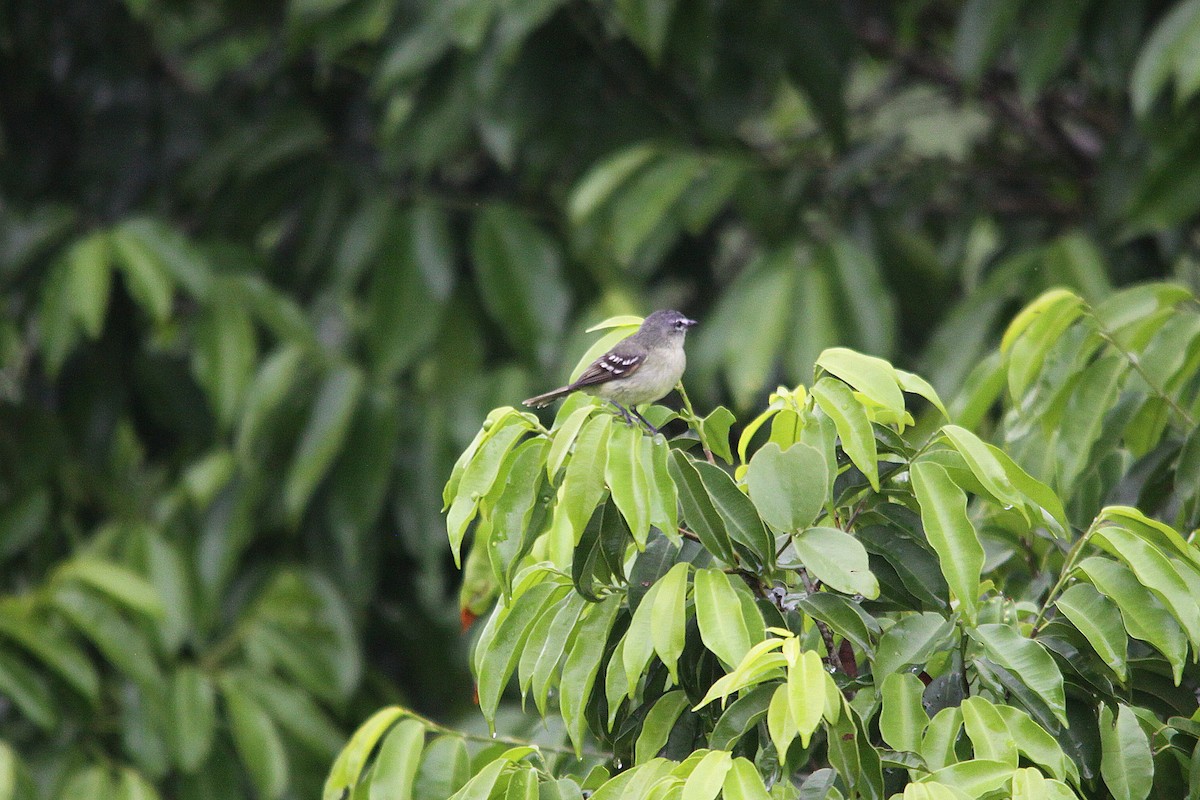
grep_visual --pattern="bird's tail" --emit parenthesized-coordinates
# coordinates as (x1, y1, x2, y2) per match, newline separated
(523, 385, 573, 408)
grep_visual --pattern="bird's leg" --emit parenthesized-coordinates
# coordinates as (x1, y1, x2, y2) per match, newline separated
(609, 401, 636, 427)
(629, 407, 660, 436)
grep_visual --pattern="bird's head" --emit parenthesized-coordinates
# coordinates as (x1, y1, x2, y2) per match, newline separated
(641, 309, 697, 341)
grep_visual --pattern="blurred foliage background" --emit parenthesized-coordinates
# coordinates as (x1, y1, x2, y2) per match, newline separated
(2, 0, 1200, 797)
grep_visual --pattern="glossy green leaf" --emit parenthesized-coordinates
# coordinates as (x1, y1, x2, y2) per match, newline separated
(558, 414, 613, 541)
(692, 461, 772, 568)
(920, 759, 1013, 797)
(668, 450, 735, 563)
(811, 377, 879, 490)
(680, 749, 732, 800)
(921, 707, 964, 772)
(651, 562, 690, 683)
(744, 442, 829, 533)
(960, 696, 1017, 767)
(559, 594, 621, 755)
(785, 640, 825, 748)
(817, 347, 905, 417)
(693, 567, 757, 668)
(969, 624, 1066, 726)
(1099, 704, 1153, 800)
(412, 736, 469, 800)
(1054, 583, 1128, 681)
(370, 718, 425, 800)
(606, 422, 650, 545)
(880, 672, 929, 753)
(787, 526, 879, 599)
(636, 690, 690, 763)
(1092, 526, 1200, 647)
(911, 460, 984, 622)
(477, 581, 568, 724)
(324, 707, 406, 800)
(721, 757, 771, 800)
(873, 612, 955, 680)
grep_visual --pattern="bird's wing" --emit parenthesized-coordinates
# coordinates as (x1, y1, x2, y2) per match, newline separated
(570, 348, 645, 388)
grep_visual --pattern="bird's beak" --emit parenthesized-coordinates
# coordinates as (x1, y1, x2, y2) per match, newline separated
(683, 318, 698, 328)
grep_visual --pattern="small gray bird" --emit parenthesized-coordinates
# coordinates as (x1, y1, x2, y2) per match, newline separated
(523, 310, 697, 432)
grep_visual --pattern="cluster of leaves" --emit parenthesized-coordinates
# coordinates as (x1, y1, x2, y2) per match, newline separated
(331, 284, 1200, 800)
(6, 0, 1200, 798)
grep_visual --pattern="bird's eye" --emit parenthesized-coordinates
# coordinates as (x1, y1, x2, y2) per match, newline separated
(674, 320, 685, 330)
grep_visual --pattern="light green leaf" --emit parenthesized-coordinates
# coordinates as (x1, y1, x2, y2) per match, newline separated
(606, 422, 650, 545)
(873, 612, 955, 680)
(880, 672, 929, 753)
(64, 232, 113, 338)
(921, 707, 964, 771)
(816, 347, 905, 417)
(693, 568, 756, 668)
(547, 405, 597, 479)
(1076, 556, 1187, 682)
(787, 526, 879, 599)
(324, 707, 406, 800)
(767, 683, 796, 758)
(1092, 526, 1200, 647)
(681, 749, 732, 800)
(651, 563, 690, 683)
(692, 461, 772, 568)
(412, 736, 469, 800)
(1099, 704, 1153, 800)
(55, 558, 163, 618)
(896, 368, 949, 419)
(111, 222, 175, 323)
(744, 442, 829, 533)
(960, 696, 1017, 767)
(721, 757, 771, 800)
(370, 718, 426, 800)
(478, 581, 568, 725)
(811, 377, 879, 491)
(920, 759, 1014, 797)
(668, 450, 735, 563)
(911, 460, 984, 622)
(569, 146, 659, 225)
(940, 426, 1026, 517)
(785, 641, 825, 748)
(558, 414, 613, 541)
(0, 607, 100, 702)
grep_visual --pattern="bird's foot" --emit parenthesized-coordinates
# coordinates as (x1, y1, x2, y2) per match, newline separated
(630, 407, 660, 436)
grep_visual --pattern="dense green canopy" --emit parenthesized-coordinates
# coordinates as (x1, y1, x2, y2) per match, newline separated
(2, 0, 1200, 797)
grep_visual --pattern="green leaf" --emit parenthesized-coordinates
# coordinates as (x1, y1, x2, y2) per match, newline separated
(63, 232, 113, 339)
(111, 222, 175, 323)
(811, 377, 879, 491)
(238, 671, 344, 757)
(910, 460, 985, 622)
(523, 593, 587, 715)
(477, 581, 569, 725)
(940, 426, 1026, 517)
(55, 558, 163, 618)
(559, 594, 622, 755)
(816, 348, 905, 417)
(53, 585, 162, 687)
(606, 422, 650, 546)
(558, 414, 613, 542)
(708, 683, 776, 751)
(692, 461, 772, 569)
(960, 697, 1017, 767)
(969, 624, 1066, 726)
(636, 690, 690, 763)
(192, 296, 257, 431)
(114, 767, 159, 800)
(693, 568, 758, 668)
(767, 683, 797, 761)
(569, 145, 659, 225)
(668, 450, 735, 563)
(236, 345, 306, 461)
(681, 750, 732, 800)
(223, 680, 288, 800)
(896, 369, 949, 420)
(651, 562, 690, 683)
(721, 757, 771, 800)
(170, 666, 216, 772)
(880, 672, 929, 753)
(700, 406, 736, 464)
(786, 526, 879, 599)
(447, 420, 529, 564)
(920, 759, 1014, 797)
(1076, 556, 1187, 682)
(613, 0, 679, 65)
(992, 704, 1076, 784)
(609, 153, 702, 266)
(0, 607, 99, 702)
(785, 641, 826, 748)
(953, 0, 1022, 86)
(547, 405, 598, 479)
(1000, 289, 1085, 401)
(0, 650, 56, 730)
(471, 204, 569, 361)
(1099, 704, 1153, 800)
(1054, 583, 1128, 682)
(873, 612, 955, 680)
(324, 707, 406, 800)
(1092, 526, 1200, 647)
(744, 442, 829, 533)
(283, 363, 365, 525)
(370, 718, 426, 800)
(412, 736, 469, 800)
(1130, 0, 1200, 116)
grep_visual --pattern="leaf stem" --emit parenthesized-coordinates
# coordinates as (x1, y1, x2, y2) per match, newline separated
(1090, 310, 1196, 428)
(399, 708, 611, 759)
(1032, 519, 1099, 632)
(676, 382, 715, 464)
